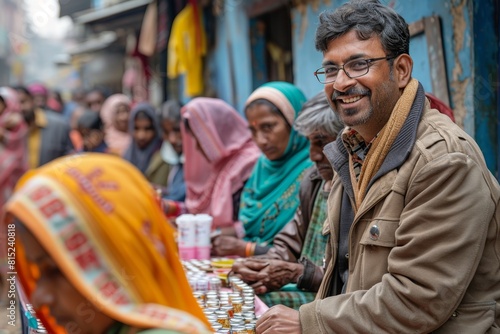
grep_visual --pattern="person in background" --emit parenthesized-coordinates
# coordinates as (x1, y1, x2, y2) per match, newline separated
(48, 90, 65, 114)
(15, 86, 73, 169)
(77, 111, 109, 153)
(2, 153, 212, 333)
(68, 108, 85, 152)
(27, 82, 51, 112)
(62, 87, 87, 123)
(157, 100, 186, 202)
(85, 88, 107, 114)
(100, 94, 132, 156)
(163, 97, 260, 233)
(256, 1, 500, 332)
(123, 102, 170, 186)
(0, 87, 27, 207)
(212, 81, 312, 257)
(231, 91, 343, 310)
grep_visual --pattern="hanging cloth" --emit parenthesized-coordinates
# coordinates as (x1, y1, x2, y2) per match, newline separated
(167, 2, 206, 97)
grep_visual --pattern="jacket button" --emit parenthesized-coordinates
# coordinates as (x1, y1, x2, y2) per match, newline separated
(369, 225, 380, 240)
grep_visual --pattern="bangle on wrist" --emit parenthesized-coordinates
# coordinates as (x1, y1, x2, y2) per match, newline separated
(245, 242, 255, 257)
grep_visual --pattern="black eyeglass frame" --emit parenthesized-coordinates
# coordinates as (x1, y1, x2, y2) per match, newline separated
(314, 55, 397, 84)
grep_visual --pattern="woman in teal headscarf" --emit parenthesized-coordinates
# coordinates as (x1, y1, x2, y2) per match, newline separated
(212, 82, 313, 257)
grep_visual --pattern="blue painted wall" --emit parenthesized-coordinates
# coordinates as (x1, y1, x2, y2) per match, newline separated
(210, 0, 498, 174)
(472, 0, 498, 175)
(211, 1, 253, 114)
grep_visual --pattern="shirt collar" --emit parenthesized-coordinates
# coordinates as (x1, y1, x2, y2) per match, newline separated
(341, 127, 368, 158)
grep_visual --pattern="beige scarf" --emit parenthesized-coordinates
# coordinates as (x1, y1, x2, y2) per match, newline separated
(353, 78, 419, 209)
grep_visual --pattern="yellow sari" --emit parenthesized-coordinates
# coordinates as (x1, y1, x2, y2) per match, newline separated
(4, 153, 211, 333)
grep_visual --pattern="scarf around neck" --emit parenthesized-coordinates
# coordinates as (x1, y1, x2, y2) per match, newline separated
(354, 78, 419, 208)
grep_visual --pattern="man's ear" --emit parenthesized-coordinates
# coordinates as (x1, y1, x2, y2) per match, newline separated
(393, 54, 413, 88)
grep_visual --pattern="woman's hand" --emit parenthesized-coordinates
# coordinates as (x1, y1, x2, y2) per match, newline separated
(212, 235, 247, 257)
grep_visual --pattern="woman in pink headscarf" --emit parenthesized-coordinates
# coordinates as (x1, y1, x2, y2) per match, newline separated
(163, 97, 260, 234)
(0, 87, 27, 207)
(100, 94, 132, 156)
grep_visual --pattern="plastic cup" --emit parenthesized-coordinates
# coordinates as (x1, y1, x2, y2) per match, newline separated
(177, 214, 196, 260)
(195, 214, 213, 260)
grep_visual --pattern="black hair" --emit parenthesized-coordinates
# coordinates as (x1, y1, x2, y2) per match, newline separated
(77, 111, 104, 130)
(315, 0, 410, 57)
(14, 86, 32, 98)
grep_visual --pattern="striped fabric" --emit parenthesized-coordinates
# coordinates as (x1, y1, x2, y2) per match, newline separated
(259, 186, 328, 310)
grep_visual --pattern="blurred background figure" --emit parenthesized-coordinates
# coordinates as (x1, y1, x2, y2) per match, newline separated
(62, 87, 87, 123)
(157, 99, 186, 201)
(85, 87, 107, 113)
(123, 102, 169, 186)
(0, 87, 27, 207)
(68, 107, 85, 152)
(47, 90, 65, 114)
(3, 154, 212, 334)
(27, 82, 51, 112)
(15, 86, 73, 168)
(77, 111, 109, 153)
(163, 97, 260, 232)
(100, 94, 132, 156)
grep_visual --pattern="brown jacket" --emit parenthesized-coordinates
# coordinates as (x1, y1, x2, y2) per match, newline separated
(300, 87, 500, 333)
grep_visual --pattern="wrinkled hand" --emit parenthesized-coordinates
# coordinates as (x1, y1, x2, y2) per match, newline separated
(254, 259, 303, 294)
(256, 305, 300, 334)
(232, 258, 303, 294)
(211, 235, 246, 257)
(232, 258, 270, 287)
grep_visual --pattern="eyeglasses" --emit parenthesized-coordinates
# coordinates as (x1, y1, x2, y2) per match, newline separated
(314, 55, 396, 84)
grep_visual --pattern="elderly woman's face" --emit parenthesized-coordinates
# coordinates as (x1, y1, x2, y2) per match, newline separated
(246, 103, 291, 161)
(18, 225, 115, 334)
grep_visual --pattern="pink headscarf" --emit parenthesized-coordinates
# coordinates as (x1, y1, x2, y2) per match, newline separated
(0, 87, 27, 207)
(182, 98, 260, 228)
(100, 94, 132, 156)
(27, 83, 48, 96)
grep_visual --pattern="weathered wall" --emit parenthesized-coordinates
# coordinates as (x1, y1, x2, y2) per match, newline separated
(210, 0, 498, 174)
(471, 0, 498, 175)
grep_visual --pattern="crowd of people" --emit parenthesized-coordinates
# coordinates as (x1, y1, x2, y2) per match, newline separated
(1, 0, 500, 333)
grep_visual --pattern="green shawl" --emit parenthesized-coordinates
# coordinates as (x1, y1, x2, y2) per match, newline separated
(239, 81, 313, 244)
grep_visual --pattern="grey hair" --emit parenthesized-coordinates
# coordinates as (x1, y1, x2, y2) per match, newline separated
(294, 91, 344, 137)
(158, 100, 182, 122)
(315, 0, 409, 57)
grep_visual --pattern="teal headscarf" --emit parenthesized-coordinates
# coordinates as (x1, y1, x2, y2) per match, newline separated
(239, 82, 313, 245)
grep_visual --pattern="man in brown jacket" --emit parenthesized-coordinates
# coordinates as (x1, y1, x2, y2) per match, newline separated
(256, 0, 500, 333)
